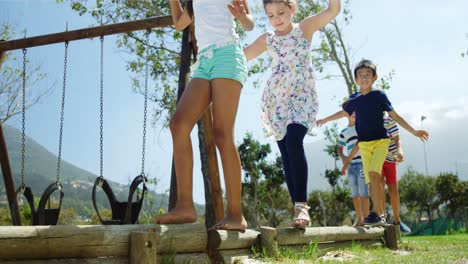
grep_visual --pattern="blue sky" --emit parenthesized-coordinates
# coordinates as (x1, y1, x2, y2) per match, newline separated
(2, 0, 468, 204)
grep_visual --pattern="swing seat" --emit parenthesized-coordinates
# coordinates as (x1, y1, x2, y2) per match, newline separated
(17, 182, 64, 225)
(92, 175, 147, 225)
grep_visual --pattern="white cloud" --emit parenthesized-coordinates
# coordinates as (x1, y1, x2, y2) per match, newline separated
(394, 96, 468, 128)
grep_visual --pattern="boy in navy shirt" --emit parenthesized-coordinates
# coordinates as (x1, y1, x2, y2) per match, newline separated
(317, 59, 429, 225)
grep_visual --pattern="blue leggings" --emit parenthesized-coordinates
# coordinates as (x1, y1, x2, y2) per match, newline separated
(277, 124, 308, 203)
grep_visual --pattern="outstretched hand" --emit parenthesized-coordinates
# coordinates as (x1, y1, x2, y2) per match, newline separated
(228, 0, 247, 19)
(316, 119, 326, 127)
(414, 130, 429, 142)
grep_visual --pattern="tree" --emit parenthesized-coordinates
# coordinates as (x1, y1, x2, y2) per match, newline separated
(1, 23, 50, 124)
(61, 0, 188, 125)
(238, 133, 290, 228)
(58, 208, 78, 224)
(436, 173, 468, 219)
(399, 168, 438, 222)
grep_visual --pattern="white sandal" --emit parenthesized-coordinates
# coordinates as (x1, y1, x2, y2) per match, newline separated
(293, 203, 311, 229)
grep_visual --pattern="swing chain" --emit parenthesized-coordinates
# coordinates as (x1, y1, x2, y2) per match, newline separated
(56, 41, 68, 187)
(99, 36, 104, 179)
(140, 30, 150, 177)
(20, 48, 27, 188)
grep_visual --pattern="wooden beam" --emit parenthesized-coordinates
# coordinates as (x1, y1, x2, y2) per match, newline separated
(0, 124, 21, 226)
(0, 16, 172, 52)
(207, 228, 260, 251)
(276, 226, 385, 246)
(0, 258, 128, 264)
(0, 224, 207, 260)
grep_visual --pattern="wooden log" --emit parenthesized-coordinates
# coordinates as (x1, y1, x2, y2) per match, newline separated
(0, 224, 207, 260)
(0, 16, 173, 52)
(277, 226, 384, 246)
(383, 225, 399, 250)
(0, 258, 128, 264)
(129, 231, 157, 264)
(207, 228, 260, 251)
(260, 226, 278, 258)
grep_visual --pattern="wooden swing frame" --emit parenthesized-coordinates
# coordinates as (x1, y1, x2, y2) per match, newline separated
(0, 15, 224, 227)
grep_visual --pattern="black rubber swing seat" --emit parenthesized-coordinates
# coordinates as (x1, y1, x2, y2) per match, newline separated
(16, 183, 64, 225)
(92, 175, 147, 225)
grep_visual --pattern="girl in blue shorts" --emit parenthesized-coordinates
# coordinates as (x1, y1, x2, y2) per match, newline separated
(154, 0, 254, 231)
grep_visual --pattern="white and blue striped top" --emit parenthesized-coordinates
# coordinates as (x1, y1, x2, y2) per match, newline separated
(338, 126, 362, 164)
(384, 116, 400, 162)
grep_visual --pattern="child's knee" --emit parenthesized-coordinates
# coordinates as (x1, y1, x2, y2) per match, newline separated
(213, 127, 234, 149)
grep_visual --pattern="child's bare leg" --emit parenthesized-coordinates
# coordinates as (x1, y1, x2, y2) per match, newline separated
(154, 78, 212, 224)
(387, 183, 400, 223)
(210, 78, 246, 230)
(380, 176, 387, 216)
(369, 171, 384, 215)
(361, 196, 370, 220)
(352, 196, 363, 225)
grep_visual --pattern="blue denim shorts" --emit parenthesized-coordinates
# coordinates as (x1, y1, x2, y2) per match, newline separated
(347, 162, 369, 197)
(192, 43, 248, 85)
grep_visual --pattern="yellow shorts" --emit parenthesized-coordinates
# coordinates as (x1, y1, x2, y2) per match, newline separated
(358, 139, 390, 184)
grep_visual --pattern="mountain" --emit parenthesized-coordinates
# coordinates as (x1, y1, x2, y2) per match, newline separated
(0, 125, 181, 219)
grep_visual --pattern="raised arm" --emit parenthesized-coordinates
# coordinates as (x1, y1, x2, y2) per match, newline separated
(387, 110, 429, 142)
(228, 0, 255, 31)
(316, 110, 348, 127)
(243, 33, 267, 61)
(299, 0, 341, 41)
(169, 0, 193, 31)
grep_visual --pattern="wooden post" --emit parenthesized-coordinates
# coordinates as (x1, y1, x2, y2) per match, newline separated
(130, 231, 157, 264)
(0, 47, 21, 226)
(260, 226, 278, 258)
(0, 124, 21, 226)
(199, 107, 224, 225)
(383, 225, 398, 250)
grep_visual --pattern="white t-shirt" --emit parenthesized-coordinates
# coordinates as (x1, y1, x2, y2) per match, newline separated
(193, 0, 239, 51)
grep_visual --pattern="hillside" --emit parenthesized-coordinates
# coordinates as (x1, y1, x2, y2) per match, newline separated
(0, 125, 183, 219)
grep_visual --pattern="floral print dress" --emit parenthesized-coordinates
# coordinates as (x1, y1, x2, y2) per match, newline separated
(262, 24, 319, 141)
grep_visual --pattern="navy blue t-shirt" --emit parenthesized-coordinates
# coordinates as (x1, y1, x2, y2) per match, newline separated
(344, 90, 394, 142)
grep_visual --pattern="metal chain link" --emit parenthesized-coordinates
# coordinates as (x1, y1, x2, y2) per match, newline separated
(140, 30, 150, 177)
(55, 41, 68, 187)
(20, 48, 27, 188)
(99, 36, 104, 179)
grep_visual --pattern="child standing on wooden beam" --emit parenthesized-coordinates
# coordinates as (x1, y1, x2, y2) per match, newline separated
(154, 0, 255, 231)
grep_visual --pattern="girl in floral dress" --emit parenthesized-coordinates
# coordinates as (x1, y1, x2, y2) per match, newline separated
(244, 0, 340, 228)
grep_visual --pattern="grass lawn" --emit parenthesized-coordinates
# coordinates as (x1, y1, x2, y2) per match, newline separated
(250, 233, 468, 263)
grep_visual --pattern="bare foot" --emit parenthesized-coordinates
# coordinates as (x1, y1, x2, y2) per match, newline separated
(353, 221, 364, 227)
(211, 213, 247, 231)
(153, 206, 197, 224)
